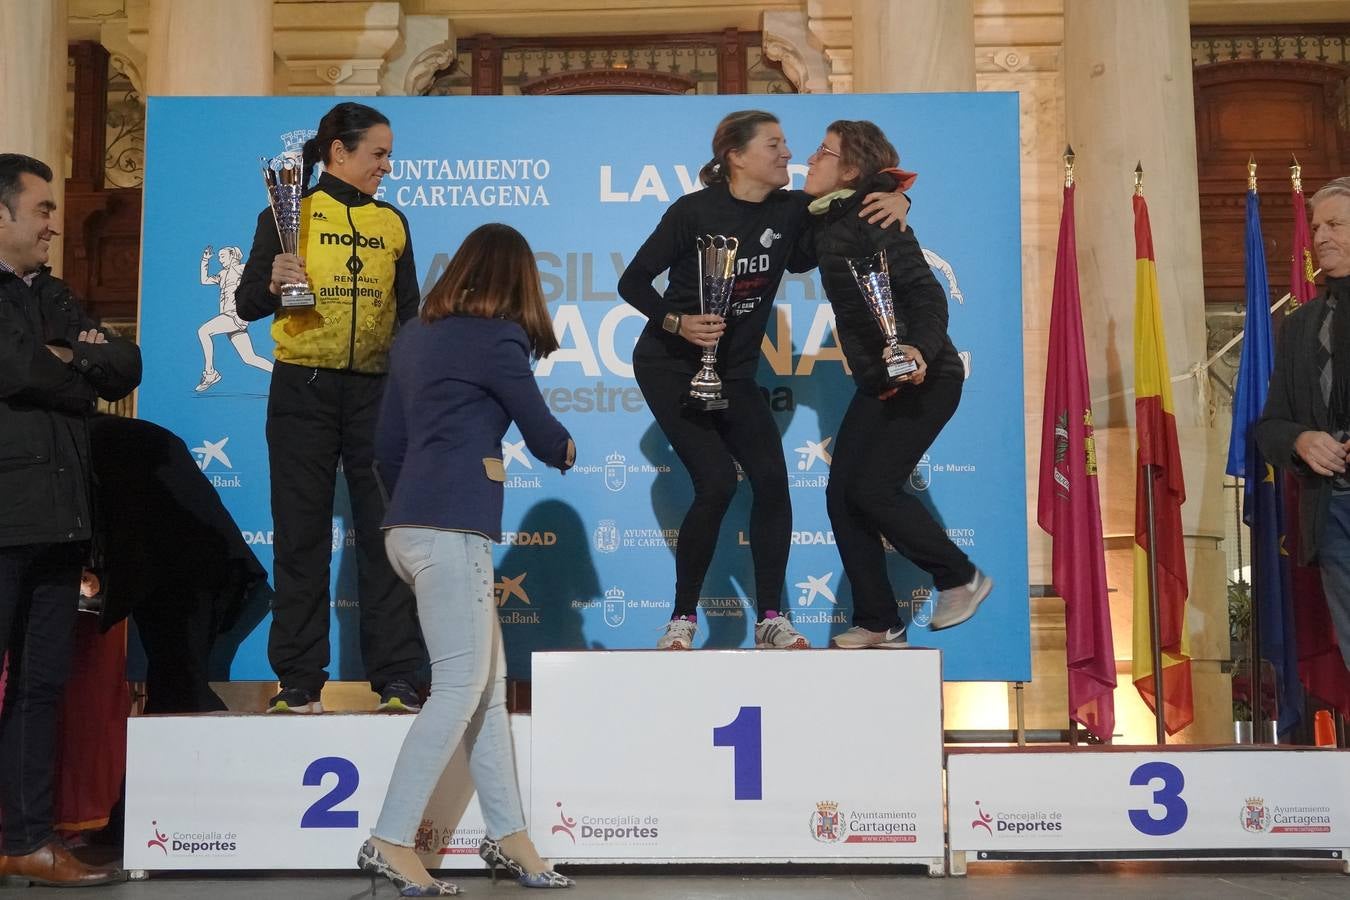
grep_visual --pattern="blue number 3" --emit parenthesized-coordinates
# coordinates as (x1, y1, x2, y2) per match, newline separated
(1127, 761, 1187, 836)
(301, 757, 360, 828)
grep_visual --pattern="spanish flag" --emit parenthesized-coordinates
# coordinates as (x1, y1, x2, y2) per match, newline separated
(1131, 190, 1193, 735)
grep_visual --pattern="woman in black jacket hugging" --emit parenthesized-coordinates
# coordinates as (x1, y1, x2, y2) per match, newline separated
(795, 120, 992, 649)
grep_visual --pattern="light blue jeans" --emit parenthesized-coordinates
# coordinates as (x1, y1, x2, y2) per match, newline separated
(372, 527, 526, 845)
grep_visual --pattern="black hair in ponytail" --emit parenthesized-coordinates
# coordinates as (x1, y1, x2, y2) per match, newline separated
(301, 101, 391, 186)
(698, 109, 780, 187)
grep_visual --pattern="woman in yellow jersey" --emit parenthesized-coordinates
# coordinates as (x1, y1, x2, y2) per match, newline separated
(237, 102, 426, 715)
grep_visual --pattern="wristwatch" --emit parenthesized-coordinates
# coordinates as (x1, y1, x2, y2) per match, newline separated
(662, 312, 683, 335)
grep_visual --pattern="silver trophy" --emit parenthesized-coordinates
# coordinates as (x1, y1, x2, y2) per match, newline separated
(260, 156, 316, 309)
(846, 251, 918, 386)
(686, 234, 739, 411)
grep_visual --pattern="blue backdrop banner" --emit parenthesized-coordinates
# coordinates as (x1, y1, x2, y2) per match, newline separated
(137, 93, 1030, 682)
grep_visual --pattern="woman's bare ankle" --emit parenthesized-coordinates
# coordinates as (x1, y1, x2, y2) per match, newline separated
(497, 830, 549, 875)
(369, 837, 434, 885)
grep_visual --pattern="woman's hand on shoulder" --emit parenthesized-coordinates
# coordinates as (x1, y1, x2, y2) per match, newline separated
(859, 191, 910, 231)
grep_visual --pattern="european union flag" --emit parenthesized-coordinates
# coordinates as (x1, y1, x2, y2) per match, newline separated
(1226, 187, 1302, 736)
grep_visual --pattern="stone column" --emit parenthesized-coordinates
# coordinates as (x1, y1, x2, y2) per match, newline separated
(851, 0, 975, 92)
(273, 1, 401, 96)
(1065, 0, 1230, 744)
(0, 0, 68, 271)
(146, 0, 273, 95)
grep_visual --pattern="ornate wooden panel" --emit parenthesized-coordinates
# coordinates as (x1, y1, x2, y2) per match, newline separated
(455, 30, 786, 96)
(1194, 58, 1349, 306)
(64, 41, 142, 323)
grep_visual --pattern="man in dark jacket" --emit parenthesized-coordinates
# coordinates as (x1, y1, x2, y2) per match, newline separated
(1257, 175, 1350, 672)
(0, 153, 140, 887)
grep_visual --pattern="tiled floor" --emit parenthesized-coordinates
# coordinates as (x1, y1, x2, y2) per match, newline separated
(28, 861, 1347, 899)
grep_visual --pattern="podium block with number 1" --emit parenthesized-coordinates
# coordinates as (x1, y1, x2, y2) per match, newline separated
(530, 650, 945, 866)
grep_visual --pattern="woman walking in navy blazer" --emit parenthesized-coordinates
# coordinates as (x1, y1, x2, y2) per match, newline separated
(359, 224, 575, 895)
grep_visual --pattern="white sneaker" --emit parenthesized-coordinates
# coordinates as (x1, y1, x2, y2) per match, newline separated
(755, 615, 810, 649)
(832, 624, 909, 649)
(195, 369, 221, 392)
(929, 569, 993, 631)
(656, 617, 697, 650)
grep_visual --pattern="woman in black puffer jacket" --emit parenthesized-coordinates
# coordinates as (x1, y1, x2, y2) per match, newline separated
(793, 120, 992, 649)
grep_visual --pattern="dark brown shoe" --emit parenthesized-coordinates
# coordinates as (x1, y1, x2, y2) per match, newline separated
(0, 839, 125, 887)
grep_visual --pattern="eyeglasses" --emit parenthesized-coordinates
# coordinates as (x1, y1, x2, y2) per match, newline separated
(815, 143, 841, 159)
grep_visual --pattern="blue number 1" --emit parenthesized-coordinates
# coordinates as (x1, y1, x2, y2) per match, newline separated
(712, 706, 763, 800)
(300, 756, 360, 828)
(1127, 761, 1188, 836)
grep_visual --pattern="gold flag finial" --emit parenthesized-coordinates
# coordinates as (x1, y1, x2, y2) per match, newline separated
(1064, 144, 1076, 189)
(1290, 154, 1304, 193)
(1134, 161, 1144, 197)
(1248, 155, 1258, 192)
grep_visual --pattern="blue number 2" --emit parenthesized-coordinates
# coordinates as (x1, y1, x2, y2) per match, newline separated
(1127, 761, 1188, 836)
(300, 756, 360, 828)
(712, 706, 763, 800)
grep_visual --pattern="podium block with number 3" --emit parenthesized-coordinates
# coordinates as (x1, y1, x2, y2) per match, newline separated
(530, 650, 945, 864)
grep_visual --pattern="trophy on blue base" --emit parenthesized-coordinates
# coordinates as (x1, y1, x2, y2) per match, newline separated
(261, 156, 316, 309)
(685, 234, 739, 411)
(846, 250, 918, 386)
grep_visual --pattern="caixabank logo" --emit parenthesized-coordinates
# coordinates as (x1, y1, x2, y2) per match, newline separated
(792, 572, 848, 625)
(145, 820, 238, 857)
(501, 440, 543, 489)
(790, 437, 832, 488)
(191, 436, 242, 489)
(495, 573, 540, 625)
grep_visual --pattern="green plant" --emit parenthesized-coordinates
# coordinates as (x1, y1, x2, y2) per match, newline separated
(1228, 579, 1252, 643)
(1229, 579, 1254, 723)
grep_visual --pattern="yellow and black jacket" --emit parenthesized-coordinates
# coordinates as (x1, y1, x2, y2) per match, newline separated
(237, 172, 418, 373)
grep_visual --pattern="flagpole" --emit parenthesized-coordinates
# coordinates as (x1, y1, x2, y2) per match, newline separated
(1288, 155, 1313, 315)
(1063, 143, 1082, 748)
(1246, 156, 1266, 744)
(1138, 161, 1168, 745)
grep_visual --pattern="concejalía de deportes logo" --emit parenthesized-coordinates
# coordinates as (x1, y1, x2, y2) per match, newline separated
(550, 802, 659, 844)
(146, 820, 239, 856)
